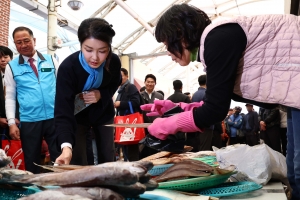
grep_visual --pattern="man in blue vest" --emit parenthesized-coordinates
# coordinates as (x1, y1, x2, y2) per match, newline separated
(5, 27, 60, 173)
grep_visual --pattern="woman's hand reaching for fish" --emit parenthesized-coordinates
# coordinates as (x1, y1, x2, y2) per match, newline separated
(55, 147, 72, 165)
(82, 90, 101, 104)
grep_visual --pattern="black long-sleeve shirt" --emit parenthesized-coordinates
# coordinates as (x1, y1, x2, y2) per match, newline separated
(193, 24, 277, 129)
(55, 51, 121, 147)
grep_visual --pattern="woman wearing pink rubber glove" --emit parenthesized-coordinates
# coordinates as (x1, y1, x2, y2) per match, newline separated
(152, 5, 300, 199)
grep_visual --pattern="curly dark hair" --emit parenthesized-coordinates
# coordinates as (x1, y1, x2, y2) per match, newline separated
(78, 18, 115, 70)
(155, 4, 211, 58)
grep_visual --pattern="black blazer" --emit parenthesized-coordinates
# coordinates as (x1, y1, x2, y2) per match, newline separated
(167, 90, 191, 103)
(55, 51, 121, 147)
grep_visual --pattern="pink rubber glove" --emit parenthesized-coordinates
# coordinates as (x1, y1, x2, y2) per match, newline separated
(140, 100, 177, 117)
(179, 101, 204, 111)
(148, 110, 203, 140)
(140, 100, 204, 117)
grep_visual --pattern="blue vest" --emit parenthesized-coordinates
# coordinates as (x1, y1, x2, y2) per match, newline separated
(9, 53, 56, 122)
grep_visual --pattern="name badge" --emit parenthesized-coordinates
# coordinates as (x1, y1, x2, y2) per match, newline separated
(41, 68, 52, 72)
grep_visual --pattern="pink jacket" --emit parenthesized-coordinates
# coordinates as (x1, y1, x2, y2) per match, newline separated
(200, 15, 300, 109)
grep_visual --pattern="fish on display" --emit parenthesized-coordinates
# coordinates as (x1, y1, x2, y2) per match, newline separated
(0, 149, 11, 168)
(10, 161, 154, 187)
(20, 187, 124, 200)
(11, 164, 141, 187)
(154, 159, 214, 183)
(19, 190, 92, 200)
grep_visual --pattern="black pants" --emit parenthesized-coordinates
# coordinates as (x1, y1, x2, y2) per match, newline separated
(280, 127, 287, 156)
(211, 131, 222, 149)
(186, 132, 201, 152)
(20, 119, 60, 174)
(245, 131, 259, 146)
(230, 137, 238, 145)
(263, 125, 281, 153)
(119, 144, 139, 161)
(199, 129, 213, 151)
(71, 118, 115, 165)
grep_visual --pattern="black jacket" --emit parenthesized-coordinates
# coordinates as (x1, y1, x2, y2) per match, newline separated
(167, 90, 191, 103)
(140, 91, 163, 103)
(116, 83, 140, 116)
(55, 51, 121, 147)
(259, 108, 280, 128)
(242, 111, 259, 133)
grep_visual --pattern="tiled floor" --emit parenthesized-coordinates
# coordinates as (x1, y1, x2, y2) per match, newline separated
(220, 182, 287, 200)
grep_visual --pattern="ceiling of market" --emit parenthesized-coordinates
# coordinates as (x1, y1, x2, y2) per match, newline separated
(9, 0, 288, 93)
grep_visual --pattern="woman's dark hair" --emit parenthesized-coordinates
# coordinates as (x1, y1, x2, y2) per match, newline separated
(0, 46, 13, 59)
(155, 4, 211, 58)
(78, 18, 115, 70)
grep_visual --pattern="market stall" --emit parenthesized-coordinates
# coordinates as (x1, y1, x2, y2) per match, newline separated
(0, 143, 287, 200)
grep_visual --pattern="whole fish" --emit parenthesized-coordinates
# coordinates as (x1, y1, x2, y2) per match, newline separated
(19, 190, 91, 200)
(143, 179, 158, 191)
(0, 149, 11, 168)
(139, 173, 151, 183)
(105, 182, 146, 198)
(53, 187, 124, 200)
(11, 165, 139, 187)
(154, 168, 211, 182)
(98, 161, 148, 177)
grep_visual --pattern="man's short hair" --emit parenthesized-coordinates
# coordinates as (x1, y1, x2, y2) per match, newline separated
(184, 92, 190, 95)
(229, 108, 233, 111)
(12, 26, 34, 39)
(198, 75, 207, 86)
(173, 80, 182, 90)
(0, 46, 13, 59)
(145, 74, 156, 83)
(120, 68, 128, 76)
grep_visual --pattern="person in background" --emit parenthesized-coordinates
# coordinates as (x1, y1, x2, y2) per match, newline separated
(227, 106, 243, 145)
(156, 90, 164, 99)
(259, 108, 281, 153)
(212, 122, 223, 148)
(184, 92, 192, 101)
(279, 106, 287, 156)
(190, 74, 213, 150)
(0, 46, 20, 148)
(191, 75, 207, 102)
(242, 104, 259, 146)
(54, 18, 121, 165)
(5, 27, 60, 173)
(140, 74, 163, 105)
(114, 68, 140, 161)
(142, 5, 300, 197)
(167, 80, 191, 103)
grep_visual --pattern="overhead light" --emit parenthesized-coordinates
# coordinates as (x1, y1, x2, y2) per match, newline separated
(67, 0, 84, 11)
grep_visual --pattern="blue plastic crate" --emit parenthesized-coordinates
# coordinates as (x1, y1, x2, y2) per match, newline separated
(197, 181, 262, 197)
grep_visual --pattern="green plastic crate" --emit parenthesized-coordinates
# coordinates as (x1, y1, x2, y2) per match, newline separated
(158, 172, 236, 192)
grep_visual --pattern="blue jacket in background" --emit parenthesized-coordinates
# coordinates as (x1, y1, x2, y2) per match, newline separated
(227, 114, 243, 137)
(192, 87, 206, 102)
(9, 52, 56, 122)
